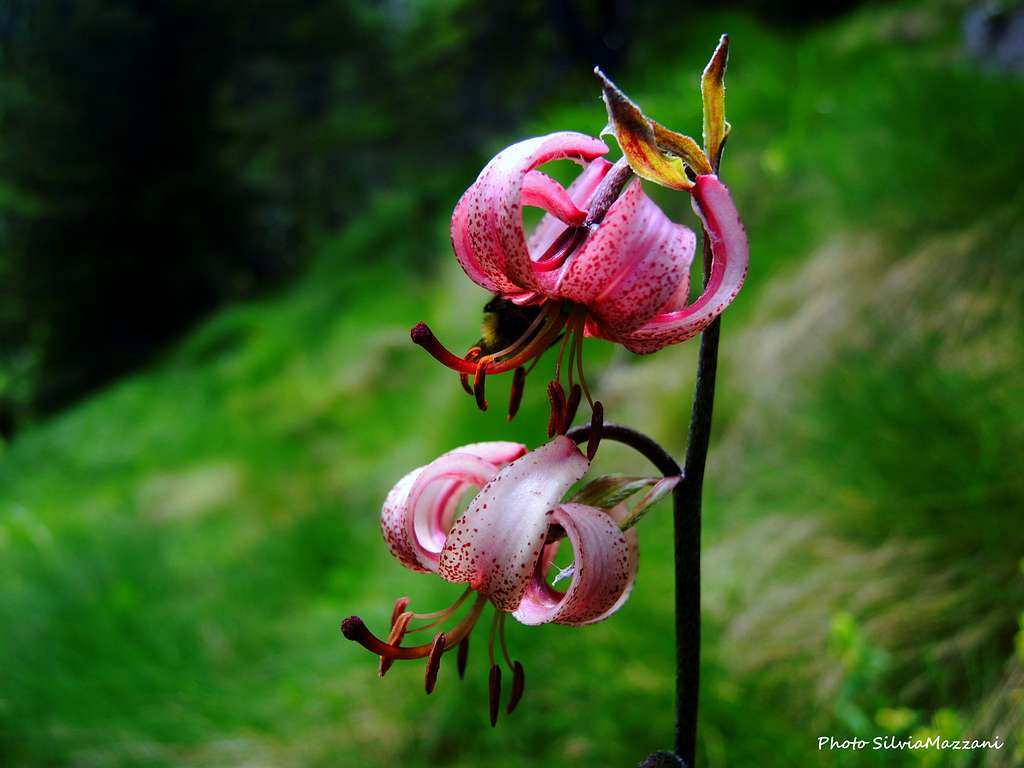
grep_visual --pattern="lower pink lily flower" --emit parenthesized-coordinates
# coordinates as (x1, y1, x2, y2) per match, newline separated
(411, 131, 748, 420)
(341, 436, 639, 725)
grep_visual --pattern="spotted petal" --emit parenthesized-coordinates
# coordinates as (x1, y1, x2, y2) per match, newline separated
(450, 132, 609, 295)
(437, 436, 589, 611)
(556, 179, 696, 335)
(527, 157, 612, 265)
(610, 174, 748, 353)
(513, 503, 639, 626)
(381, 441, 527, 573)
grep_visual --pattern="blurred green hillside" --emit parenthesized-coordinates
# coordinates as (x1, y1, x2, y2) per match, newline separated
(2, 2, 1024, 767)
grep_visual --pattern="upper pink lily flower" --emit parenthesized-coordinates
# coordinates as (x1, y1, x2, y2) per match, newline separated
(411, 131, 748, 421)
(341, 436, 639, 725)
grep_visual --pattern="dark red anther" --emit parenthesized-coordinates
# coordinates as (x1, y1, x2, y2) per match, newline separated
(379, 611, 413, 677)
(562, 383, 582, 434)
(546, 380, 566, 437)
(488, 664, 502, 727)
(390, 596, 410, 628)
(506, 661, 525, 714)
(460, 347, 482, 395)
(507, 366, 526, 421)
(587, 400, 604, 460)
(457, 636, 470, 680)
(474, 363, 489, 412)
(424, 633, 446, 694)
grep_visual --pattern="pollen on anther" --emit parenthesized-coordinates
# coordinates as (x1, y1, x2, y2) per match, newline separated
(424, 633, 446, 694)
(507, 661, 525, 714)
(488, 664, 502, 727)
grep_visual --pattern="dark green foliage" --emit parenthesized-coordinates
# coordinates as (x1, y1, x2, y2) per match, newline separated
(0, 0, 670, 429)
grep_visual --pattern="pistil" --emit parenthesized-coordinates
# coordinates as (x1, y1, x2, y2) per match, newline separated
(342, 592, 488, 661)
(411, 307, 568, 378)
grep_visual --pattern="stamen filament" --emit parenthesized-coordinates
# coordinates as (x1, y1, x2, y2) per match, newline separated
(574, 318, 594, 407)
(553, 315, 575, 384)
(478, 302, 558, 367)
(404, 586, 473, 634)
(488, 607, 501, 668)
(498, 612, 513, 670)
(485, 318, 566, 375)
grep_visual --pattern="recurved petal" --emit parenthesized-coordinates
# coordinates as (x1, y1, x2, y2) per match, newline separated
(438, 436, 589, 611)
(512, 503, 639, 626)
(450, 132, 609, 295)
(381, 467, 428, 573)
(456, 441, 530, 466)
(381, 442, 527, 573)
(521, 171, 588, 227)
(527, 157, 612, 262)
(557, 179, 696, 335)
(612, 174, 748, 353)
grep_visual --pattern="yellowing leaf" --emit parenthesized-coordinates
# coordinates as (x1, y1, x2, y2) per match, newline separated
(595, 68, 711, 190)
(701, 34, 730, 171)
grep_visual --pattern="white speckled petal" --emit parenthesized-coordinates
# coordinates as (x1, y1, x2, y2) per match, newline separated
(512, 503, 639, 626)
(380, 441, 527, 573)
(437, 436, 589, 610)
(527, 157, 612, 262)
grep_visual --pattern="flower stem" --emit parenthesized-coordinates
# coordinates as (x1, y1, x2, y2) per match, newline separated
(674, 231, 720, 767)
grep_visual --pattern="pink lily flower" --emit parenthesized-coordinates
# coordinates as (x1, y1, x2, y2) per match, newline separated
(411, 130, 748, 421)
(341, 436, 639, 724)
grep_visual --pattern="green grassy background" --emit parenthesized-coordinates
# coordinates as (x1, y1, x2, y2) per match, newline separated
(2, 2, 1024, 766)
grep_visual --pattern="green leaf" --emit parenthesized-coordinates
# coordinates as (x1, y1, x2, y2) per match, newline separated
(571, 474, 661, 509)
(701, 34, 730, 171)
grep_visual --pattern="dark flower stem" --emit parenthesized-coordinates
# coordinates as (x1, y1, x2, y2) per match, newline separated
(675, 233, 720, 767)
(566, 231, 720, 768)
